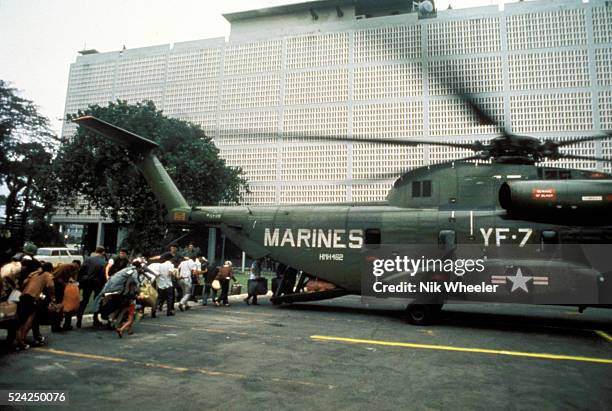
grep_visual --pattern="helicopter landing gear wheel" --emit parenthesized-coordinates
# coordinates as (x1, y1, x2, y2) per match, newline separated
(405, 304, 443, 325)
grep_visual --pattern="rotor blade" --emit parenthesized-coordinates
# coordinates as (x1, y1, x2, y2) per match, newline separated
(280, 133, 482, 150)
(553, 131, 612, 147)
(435, 63, 504, 131)
(552, 153, 612, 163)
(215, 128, 484, 150)
(458, 91, 500, 128)
(73, 116, 159, 151)
(429, 154, 489, 166)
(366, 155, 486, 180)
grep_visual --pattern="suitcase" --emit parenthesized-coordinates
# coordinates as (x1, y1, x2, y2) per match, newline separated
(193, 284, 204, 299)
(272, 277, 280, 295)
(230, 283, 242, 295)
(248, 278, 268, 295)
(0, 301, 17, 322)
(256, 278, 268, 295)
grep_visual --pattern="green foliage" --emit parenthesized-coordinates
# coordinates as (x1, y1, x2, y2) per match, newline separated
(0, 80, 58, 252)
(0, 80, 56, 178)
(54, 100, 247, 254)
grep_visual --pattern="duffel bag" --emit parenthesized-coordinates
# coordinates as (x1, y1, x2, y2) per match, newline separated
(63, 283, 80, 313)
(139, 282, 158, 308)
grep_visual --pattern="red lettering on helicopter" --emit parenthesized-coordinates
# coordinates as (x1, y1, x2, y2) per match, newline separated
(531, 188, 556, 200)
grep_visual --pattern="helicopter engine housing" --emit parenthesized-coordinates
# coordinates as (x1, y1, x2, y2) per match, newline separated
(499, 180, 612, 215)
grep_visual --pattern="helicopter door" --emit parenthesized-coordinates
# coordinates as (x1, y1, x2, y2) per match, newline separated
(458, 175, 495, 208)
(364, 228, 381, 249)
(347, 206, 384, 291)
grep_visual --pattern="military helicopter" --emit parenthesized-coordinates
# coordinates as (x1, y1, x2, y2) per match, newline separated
(73, 82, 612, 324)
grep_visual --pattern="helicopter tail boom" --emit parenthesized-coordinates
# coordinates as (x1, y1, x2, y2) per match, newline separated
(72, 116, 191, 223)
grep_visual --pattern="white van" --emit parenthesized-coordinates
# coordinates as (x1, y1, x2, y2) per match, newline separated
(35, 247, 84, 266)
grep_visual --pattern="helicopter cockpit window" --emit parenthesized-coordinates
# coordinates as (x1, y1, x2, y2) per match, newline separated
(543, 169, 571, 180)
(412, 181, 421, 197)
(540, 230, 559, 253)
(411, 180, 432, 198)
(544, 170, 557, 179)
(422, 180, 432, 197)
(365, 229, 381, 249)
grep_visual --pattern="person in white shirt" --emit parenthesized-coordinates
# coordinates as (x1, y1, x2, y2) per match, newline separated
(154, 257, 176, 316)
(177, 256, 196, 311)
(245, 259, 262, 305)
(189, 256, 203, 302)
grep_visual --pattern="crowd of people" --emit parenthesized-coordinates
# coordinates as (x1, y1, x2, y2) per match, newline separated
(0, 242, 267, 351)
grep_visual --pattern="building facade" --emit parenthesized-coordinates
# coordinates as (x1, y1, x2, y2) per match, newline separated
(57, 0, 611, 215)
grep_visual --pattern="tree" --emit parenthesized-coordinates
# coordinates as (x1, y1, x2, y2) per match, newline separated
(0, 80, 59, 253)
(0, 80, 55, 177)
(54, 100, 247, 254)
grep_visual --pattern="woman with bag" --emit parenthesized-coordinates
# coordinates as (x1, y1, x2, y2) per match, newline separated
(202, 264, 219, 306)
(215, 261, 238, 307)
(51, 263, 80, 332)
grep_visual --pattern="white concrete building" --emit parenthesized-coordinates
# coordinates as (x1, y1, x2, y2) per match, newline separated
(54, 0, 612, 246)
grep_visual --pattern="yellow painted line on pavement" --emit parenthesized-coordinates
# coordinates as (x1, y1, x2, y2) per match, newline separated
(33, 347, 335, 389)
(224, 309, 277, 317)
(140, 322, 251, 336)
(594, 330, 612, 342)
(35, 348, 128, 363)
(310, 335, 612, 365)
(140, 321, 304, 341)
(191, 327, 250, 336)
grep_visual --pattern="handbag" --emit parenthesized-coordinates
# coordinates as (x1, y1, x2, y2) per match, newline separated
(48, 301, 63, 314)
(212, 280, 221, 290)
(62, 283, 80, 313)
